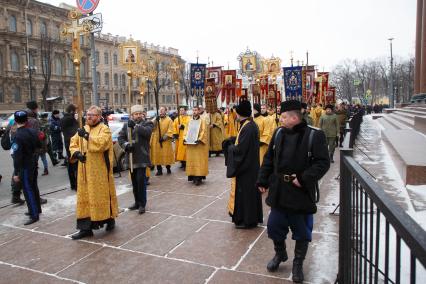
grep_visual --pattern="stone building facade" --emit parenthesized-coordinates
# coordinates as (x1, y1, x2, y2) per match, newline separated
(0, 0, 185, 113)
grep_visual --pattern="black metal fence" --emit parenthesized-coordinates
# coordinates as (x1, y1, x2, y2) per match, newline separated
(337, 150, 426, 283)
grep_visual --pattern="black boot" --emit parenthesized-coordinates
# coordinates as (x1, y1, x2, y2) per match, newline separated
(71, 230, 93, 240)
(292, 241, 309, 283)
(128, 203, 139, 210)
(106, 219, 115, 231)
(155, 166, 163, 176)
(11, 194, 25, 205)
(330, 153, 334, 163)
(267, 240, 288, 272)
(166, 165, 171, 174)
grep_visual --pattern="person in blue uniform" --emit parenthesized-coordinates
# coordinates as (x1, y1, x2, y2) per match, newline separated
(257, 100, 330, 283)
(11, 110, 42, 225)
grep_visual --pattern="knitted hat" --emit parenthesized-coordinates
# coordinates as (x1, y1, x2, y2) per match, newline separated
(280, 100, 302, 113)
(236, 100, 252, 117)
(14, 110, 28, 124)
(130, 105, 144, 114)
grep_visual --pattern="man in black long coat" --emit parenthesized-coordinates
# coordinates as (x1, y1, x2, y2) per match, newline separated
(257, 100, 330, 283)
(60, 104, 78, 191)
(225, 100, 263, 229)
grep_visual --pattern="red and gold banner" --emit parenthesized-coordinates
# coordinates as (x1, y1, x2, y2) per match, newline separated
(235, 79, 242, 103)
(222, 70, 237, 104)
(252, 83, 261, 104)
(207, 67, 222, 98)
(316, 72, 329, 105)
(303, 66, 315, 103)
(259, 75, 268, 102)
(205, 78, 217, 113)
(325, 86, 336, 105)
(267, 84, 278, 108)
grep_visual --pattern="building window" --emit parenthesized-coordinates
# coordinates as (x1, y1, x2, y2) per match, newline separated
(122, 93, 126, 104)
(11, 52, 20, 72)
(96, 71, 100, 86)
(26, 19, 33, 36)
(105, 93, 109, 104)
(68, 58, 75, 76)
(29, 53, 35, 67)
(121, 74, 126, 87)
(9, 15, 17, 32)
(0, 86, 4, 103)
(0, 53, 3, 74)
(80, 60, 85, 77)
(104, 72, 110, 86)
(114, 93, 118, 104)
(113, 53, 118, 66)
(114, 73, 118, 86)
(104, 52, 109, 65)
(13, 86, 21, 103)
(95, 51, 99, 65)
(52, 25, 60, 40)
(40, 21, 47, 36)
(55, 56, 63, 75)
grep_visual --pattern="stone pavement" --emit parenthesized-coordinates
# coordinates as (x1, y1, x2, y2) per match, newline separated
(0, 155, 340, 284)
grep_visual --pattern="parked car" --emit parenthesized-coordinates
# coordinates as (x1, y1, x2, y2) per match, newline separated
(109, 121, 127, 172)
(411, 94, 426, 104)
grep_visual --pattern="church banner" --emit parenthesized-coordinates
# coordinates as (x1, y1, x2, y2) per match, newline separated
(267, 84, 278, 108)
(190, 64, 206, 97)
(316, 72, 329, 105)
(259, 75, 268, 102)
(222, 70, 236, 104)
(326, 86, 336, 105)
(207, 67, 222, 97)
(235, 79, 242, 103)
(283, 66, 303, 101)
(303, 66, 315, 103)
(205, 78, 218, 113)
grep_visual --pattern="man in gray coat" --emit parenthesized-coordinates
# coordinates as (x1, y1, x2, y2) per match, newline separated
(319, 104, 339, 163)
(118, 105, 153, 214)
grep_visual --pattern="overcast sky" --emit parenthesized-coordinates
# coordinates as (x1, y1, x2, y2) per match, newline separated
(40, 0, 416, 70)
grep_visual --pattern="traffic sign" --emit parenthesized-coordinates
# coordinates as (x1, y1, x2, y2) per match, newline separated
(76, 0, 100, 15)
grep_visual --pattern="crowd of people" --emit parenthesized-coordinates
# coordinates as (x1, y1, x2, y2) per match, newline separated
(1, 98, 366, 283)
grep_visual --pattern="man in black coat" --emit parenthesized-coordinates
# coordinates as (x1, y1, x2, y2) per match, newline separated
(225, 100, 263, 229)
(50, 110, 64, 160)
(118, 105, 153, 214)
(60, 104, 79, 191)
(257, 100, 330, 283)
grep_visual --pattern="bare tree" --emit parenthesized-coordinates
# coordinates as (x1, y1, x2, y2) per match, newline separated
(40, 33, 53, 110)
(179, 64, 191, 106)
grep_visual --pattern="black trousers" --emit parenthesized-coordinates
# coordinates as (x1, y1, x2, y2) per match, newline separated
(130, 167, 147, 207)
(66, 149, 77, 190)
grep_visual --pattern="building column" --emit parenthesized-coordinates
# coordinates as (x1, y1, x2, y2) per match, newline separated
(415, 0, 423, 94)
(420, 0, 426, 93)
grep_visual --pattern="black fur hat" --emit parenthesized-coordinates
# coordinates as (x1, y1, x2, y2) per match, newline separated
(280, 100, 302, 113)
(236, 100, 252, 117)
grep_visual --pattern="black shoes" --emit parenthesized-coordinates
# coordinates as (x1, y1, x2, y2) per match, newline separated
(138, 206, 146, 214)
(166, 166, 171, 174)
(52, 160, 59, 166)
(40, 198, 47, 204)
(194, 179, 202, 186)
(11, 195, 25, 205)
(71, 230, 93, 240)
(42, 169, 48, 176)
(267, 240, 288, 272)
(24, 217, 39, 226)
(106, 219, 115, 231)
(128, 203, 139, 210)
(155, 171, 163, 176)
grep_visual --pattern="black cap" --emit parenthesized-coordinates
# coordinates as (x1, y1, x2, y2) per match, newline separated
(236, 100, 252, 117)
(280, 100, 302, 113)
(26, 101, 38, 111)
(14, 110, 28, 124)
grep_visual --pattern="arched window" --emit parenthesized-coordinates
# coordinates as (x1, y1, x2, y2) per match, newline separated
(104, 72, 110, 86)
(68, 58, 75, 76)
(113, 53, 118, 66)
(55, 56, 63, 75)
(96, 71, 101, 86)
(26, 19, 33, 36)
(40, 21, 47, 36)
(52, 25, 60, 40)
(121, 74, 126, 87)
(80, 61, 85, 78)
(114, 73, 118, 86)
(13, 86, 21, 103)
(9, 15, 17, 32)
(104, 52, 109, 65)
(11, 52, 20, 72)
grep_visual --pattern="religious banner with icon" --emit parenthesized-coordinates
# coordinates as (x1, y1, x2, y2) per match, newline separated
(252, 83, 261, 104)
(238, 48, 260, 75)
(221, 70, 236, 104)
(303, 66, 316, 103)
(267, 84, 278, 107)
(205, 78, 217, 113)
(259, 75, 268, 101)
(316, 72, 329, 104)
(190, 63, 206, 97)
(283, 66, 303, 101)
(325, 86, 336, 105)
(207, 67, 222, 97)
(235, 79, 242, 102)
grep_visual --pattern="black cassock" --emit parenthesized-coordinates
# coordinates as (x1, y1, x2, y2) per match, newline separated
(225, 119, 263, 227)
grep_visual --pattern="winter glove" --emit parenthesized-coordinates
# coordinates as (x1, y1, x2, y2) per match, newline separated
(127, 120, 136, 128)
(125, 143, 134, 153)
(73, 151, 86, 163)
(77, 128, 89, 140)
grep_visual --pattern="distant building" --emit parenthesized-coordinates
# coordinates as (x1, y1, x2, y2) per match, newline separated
(0, 0, 185, 113)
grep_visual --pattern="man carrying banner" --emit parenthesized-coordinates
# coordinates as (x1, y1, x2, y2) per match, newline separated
(209, 109, 224, 157)
(253, 103, 270, 165)
(184, 106, 208, 186)
(173, 106, 190, 169)
(69, 106, 119, 240)
(150, 107, 175, 175)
